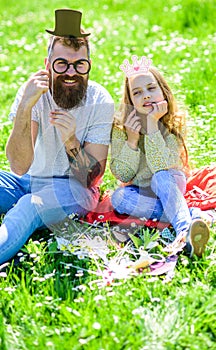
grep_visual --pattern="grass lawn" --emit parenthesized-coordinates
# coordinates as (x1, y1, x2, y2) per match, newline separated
(0, 0, 216, 349)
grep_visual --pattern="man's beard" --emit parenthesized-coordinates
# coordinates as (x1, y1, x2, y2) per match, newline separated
(51, 74, 88, 109)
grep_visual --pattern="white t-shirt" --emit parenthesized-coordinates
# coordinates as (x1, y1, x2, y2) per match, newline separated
(9, 80, 114, 177)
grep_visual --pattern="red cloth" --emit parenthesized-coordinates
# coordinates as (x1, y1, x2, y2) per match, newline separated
(84, 194, 170, 229)
(84, 165, 216, 229)
(185, 164, 216, 210)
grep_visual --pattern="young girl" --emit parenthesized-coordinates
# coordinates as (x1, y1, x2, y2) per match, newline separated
(110, 57, 209, 257)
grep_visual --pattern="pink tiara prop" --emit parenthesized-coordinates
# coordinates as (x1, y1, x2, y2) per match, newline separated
(120, 55, 152, 78)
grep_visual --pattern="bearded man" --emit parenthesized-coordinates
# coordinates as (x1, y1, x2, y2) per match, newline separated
(0, 9, 114, 264)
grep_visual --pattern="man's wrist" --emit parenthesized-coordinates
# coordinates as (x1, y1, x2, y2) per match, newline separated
(18, 100, 33, 115)
(65, 137, 81, 159)
(67, 146, 81, 161)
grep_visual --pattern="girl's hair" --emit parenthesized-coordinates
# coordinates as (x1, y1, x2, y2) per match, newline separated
(47, 31, 90, 60)
(114, 66, 189, 170)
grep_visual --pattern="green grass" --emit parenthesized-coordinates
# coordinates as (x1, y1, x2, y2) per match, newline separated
(0, 0, 216, 349)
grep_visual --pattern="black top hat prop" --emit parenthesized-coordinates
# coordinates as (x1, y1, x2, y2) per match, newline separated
(46, 9, 90, 38)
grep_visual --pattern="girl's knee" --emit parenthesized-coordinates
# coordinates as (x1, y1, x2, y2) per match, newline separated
(151, 169, 186, 194)
(151, 170, 169, 192)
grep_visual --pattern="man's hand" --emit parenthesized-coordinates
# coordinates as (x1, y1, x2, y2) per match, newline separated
(49, 109, 106, 188)
(124, 109, 141, 150)
(22, 70, 50, 108)
(49, 109, 77, 147)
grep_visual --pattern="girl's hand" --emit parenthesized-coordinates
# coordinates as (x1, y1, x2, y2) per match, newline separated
(124, 109, 141, 149)
(147, 100, 168, 122)
(147, 100, 168, 134)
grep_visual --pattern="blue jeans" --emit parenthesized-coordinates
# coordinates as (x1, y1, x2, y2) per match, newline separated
(0, 171, 99, 264)
(111, 169, 201, 235)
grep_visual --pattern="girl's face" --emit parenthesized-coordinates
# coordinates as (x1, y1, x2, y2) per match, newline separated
(128, 72, 164, 115)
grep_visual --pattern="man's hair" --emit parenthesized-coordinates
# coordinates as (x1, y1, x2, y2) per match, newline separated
(48, 32, 90, 60)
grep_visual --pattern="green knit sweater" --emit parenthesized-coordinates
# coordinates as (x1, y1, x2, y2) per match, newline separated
(110, 125, 183, 187)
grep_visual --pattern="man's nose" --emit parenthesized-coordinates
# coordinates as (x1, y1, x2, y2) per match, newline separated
(66, 64, 76, 75)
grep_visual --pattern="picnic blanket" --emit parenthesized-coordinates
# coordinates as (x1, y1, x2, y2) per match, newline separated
(185, 164, 216, 210)
(84, 165, 216, 228)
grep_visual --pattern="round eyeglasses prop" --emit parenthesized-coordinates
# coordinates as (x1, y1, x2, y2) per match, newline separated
(52, 58, 91, 75)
